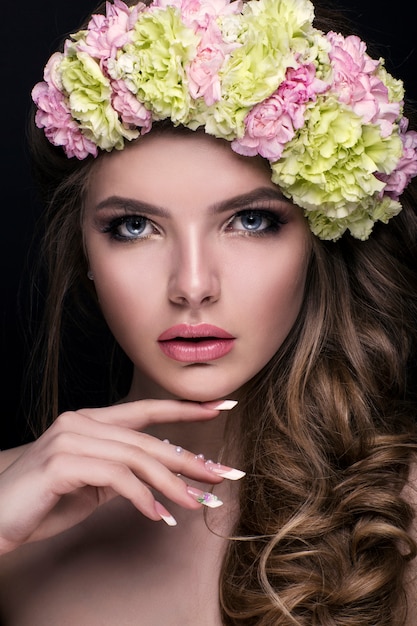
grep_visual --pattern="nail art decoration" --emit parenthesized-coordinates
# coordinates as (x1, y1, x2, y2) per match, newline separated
(187, 487, 223, 508)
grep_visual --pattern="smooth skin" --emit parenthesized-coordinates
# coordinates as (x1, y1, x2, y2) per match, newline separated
(84, 132, 312, 404)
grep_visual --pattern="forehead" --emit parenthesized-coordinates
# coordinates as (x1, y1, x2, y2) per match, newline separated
(86, 130, 277, 211)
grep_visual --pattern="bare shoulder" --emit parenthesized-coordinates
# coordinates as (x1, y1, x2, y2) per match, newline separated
(403, 461, 417, 626)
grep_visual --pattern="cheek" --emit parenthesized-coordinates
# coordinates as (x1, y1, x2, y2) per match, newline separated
(261, 280, 303, 338)
(236, 246, 308, 316)
(238, 250, 308, 351)
(90, 255, 160, 339)
(269, 264, 307, 319)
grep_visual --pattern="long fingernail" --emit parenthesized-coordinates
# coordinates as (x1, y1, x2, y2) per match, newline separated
(186, 487, 223, 508)
(154, 502, 177, 526)
(201, 399, 238, 410)
(205, 460, 246, 480)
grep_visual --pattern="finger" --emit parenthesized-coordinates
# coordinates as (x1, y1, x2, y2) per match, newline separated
(156, 438, 246, 482)
(43, 453, 163, 522)
(42, 433, 236, 509)
(77, 398, 236, 429)
(46, 421, 245, 484)
(43, 451, 224, 523)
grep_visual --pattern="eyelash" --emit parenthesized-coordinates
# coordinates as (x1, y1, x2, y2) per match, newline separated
(225, 209, 286, 236)
(101, 209, 286, 242)
(101, 215, 158, 241)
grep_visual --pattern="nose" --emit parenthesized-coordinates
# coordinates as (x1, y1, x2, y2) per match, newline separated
(167, 230, 220, 308)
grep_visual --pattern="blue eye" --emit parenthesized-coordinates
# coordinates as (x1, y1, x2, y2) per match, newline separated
(122, 217, 148, 236)
(103, 215, 155, 240)
(228, 210, 283, 234)
(239, 213, 266, 231)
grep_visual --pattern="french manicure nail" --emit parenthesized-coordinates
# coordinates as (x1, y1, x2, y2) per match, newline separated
(205, 460, 246, 480)
(203, 399, 238, 411)
(154, 502, 177, 526)
(186, 487, 223, 508)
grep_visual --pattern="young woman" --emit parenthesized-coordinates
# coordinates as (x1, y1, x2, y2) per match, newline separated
(0, 0, 416, 623)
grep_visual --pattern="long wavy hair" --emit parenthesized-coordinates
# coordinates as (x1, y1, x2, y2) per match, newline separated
(26, 0, 417, 623)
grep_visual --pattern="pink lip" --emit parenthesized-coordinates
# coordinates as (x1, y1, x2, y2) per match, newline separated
(158, 324, 235, 363)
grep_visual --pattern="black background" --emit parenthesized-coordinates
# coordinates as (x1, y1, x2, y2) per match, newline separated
(1, 0, 416, 449)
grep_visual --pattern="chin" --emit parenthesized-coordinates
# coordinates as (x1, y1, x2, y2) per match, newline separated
(164, 380, 241, 403)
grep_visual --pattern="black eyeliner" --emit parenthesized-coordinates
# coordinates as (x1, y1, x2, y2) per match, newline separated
(101, 214, 154, 241)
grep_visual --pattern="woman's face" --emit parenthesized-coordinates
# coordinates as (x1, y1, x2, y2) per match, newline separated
(83, 131, 311, 401)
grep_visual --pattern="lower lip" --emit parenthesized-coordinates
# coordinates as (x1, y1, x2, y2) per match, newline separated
(158, 338, 235, 362)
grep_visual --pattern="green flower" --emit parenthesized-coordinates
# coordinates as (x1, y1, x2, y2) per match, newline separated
(60, 45, 138, 150)
(203, 100, 248, 140)
(304, 206, 374, 241)
(271, 97, 402, 212)
(371, 195, 402, 224)
(241, 0, 315, 56)
(270, 96, 403, 239)
(376, 64, 404, 105)
(305, 195, 402, 240)
(118, 7, 198, 123)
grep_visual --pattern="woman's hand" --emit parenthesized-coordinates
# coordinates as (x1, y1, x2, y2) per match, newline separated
(0, 399, 242, 554)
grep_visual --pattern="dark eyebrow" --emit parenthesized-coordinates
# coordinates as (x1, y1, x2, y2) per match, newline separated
(93, 187, 290, 216)
(94, 196, 170, 218)
(208, 186, 290, 214)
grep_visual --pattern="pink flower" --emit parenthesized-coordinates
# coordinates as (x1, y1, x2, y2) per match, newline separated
(232, 94, 295, 160)
(32, 82, 97, 159)
(328, 32, 378, 79)
(154, 0, 241, 29)
(42, 51, 64, 91)
(379, 121, 417, 199)
(77, 0, 144, 63)
(327, 32, 401, 135)
(185, 0, 242, 28)
(111, 79, 153, 132)
(232, 64, 328, 161)
(187, 21, 236, 105)
(277, 64, 328, 128)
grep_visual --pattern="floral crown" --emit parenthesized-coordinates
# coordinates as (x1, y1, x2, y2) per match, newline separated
(32, 0, 417, 240)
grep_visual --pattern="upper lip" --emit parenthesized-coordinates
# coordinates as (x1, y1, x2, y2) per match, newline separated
(158, 324, 235, 341)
